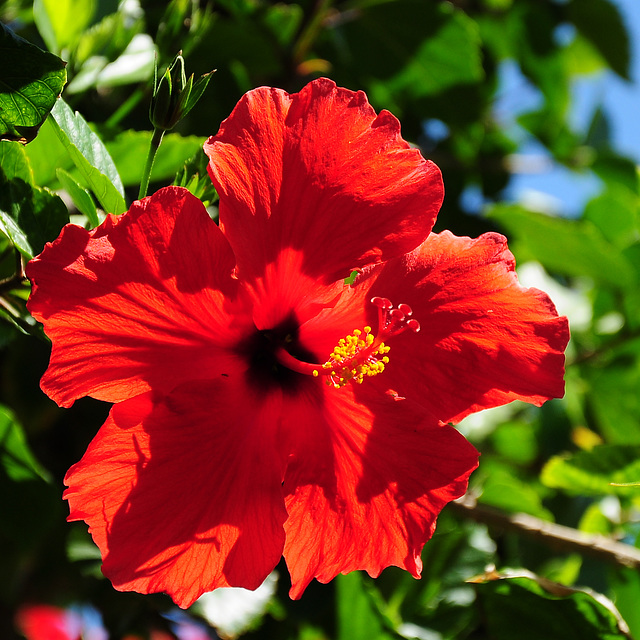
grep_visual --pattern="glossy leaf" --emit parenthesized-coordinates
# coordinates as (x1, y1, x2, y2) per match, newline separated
(22, 114, 73, 187)
(56, 168, 99, 227)
(0, 23, 67, 143)
(49, 99, 126, 214)
(0, 203, 32, 258)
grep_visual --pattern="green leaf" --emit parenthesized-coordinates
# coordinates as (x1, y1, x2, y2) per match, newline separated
(335, 2, 483, 101)
(608, 570, 640, 640)
(541, 445, 640, 496)
(487, 204, 637, 289)
(56, 168, 99, 227)
(181, 70, 216, 119)
(74, 9, 141, 68)
(106, 130, 203, 187)
(336, 573, 395, 640)
(0, 404, 50, 482)
(0, 140, 34, 184)
(22, 114, 73, 187)
(472, 571, 632, 639)
(0, 23, 67, 143)
(49, 99, 126, 214)
(563, 35, 610, 76)
(92, 33, 155, 89)
(568, 0, 630, 80)
(587, 365, 640, 445)
(480, 464, 553, 520)
(0, 144, 69, 258)
(584, 185, 639, 249)
(0, 203, 33, 257)
(33, 0, 96, 55)
(490, 420, 539, 466)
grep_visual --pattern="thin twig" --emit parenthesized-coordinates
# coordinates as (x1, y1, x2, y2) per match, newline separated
(450, 493, 640, 570)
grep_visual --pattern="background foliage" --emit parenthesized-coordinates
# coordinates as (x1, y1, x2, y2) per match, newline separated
(1, 0, 639, 638)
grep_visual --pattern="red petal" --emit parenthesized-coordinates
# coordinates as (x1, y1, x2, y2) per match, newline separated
(367, 231, 569, 424)
(64, 383, 288, 609)
(204, 78, 442, 286)
(281, 384, 478, 598)
(27, 187, 246, 408)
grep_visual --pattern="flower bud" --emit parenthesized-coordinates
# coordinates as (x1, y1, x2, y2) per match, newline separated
(150, 52, 213, 131)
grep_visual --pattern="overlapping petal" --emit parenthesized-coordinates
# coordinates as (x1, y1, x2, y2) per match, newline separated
(26, 187, 248, 408)
(204, 77, 442, 286)
(64, 380, 288, 608)
(281, 383, 478, 598)
(364, 231, 569, 424)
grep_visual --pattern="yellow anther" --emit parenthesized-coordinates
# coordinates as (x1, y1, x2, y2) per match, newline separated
(320, 326, 391, 389)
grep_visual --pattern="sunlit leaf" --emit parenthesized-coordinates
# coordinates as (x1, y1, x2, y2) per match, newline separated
(56, 168, 99, 227)
(608, 570, 640, 640)
(488, 204, 637, 289)
(587, 365, 640, 445)
(0, 23, 66, 143)
(33, 0, 96, 55)
(541, 445, 640, 496)
(0, 203, 32, 258)
(94, 33, 155, 89)
(0, 140, 34, 184)
(106, 130, 203, 187)
(568, 0, 630, 80)
(336, 573, 395, 640)
(480, 464, 553, 520)
(330, 1, 482, 101)
(0, 404, 50, 482)
(584, 185, 639, 249)
(49, 99, 126, 214)
(0, 147, 68, 258)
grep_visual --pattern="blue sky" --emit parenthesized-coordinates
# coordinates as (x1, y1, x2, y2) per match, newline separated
(499, 0, 639, 217)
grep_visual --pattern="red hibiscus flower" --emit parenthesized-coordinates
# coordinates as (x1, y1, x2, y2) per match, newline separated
(26, 78, 568, 608)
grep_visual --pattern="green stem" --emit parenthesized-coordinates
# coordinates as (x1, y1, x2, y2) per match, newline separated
(138, 127, 165, 200)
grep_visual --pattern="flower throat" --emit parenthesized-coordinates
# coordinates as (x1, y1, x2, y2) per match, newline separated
(276, 297, 420, 389)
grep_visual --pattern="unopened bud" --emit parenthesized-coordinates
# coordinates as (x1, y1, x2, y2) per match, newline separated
(150, 52, 214, 131)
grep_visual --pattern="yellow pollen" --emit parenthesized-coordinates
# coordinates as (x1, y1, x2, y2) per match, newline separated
(321, 326, 391, 389)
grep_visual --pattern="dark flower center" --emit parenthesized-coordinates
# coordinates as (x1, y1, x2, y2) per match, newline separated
(240, 313, 317, 391)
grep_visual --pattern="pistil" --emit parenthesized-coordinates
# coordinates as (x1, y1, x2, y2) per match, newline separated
(274, 297, 420, 389)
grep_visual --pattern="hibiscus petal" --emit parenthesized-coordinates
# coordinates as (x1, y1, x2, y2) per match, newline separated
(282, 384, 478, 598)
(367, 231, 570, 424)
(64, 382, 288, 608)
(27, 187, 246, 408)
(204, 77, 442, 286)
